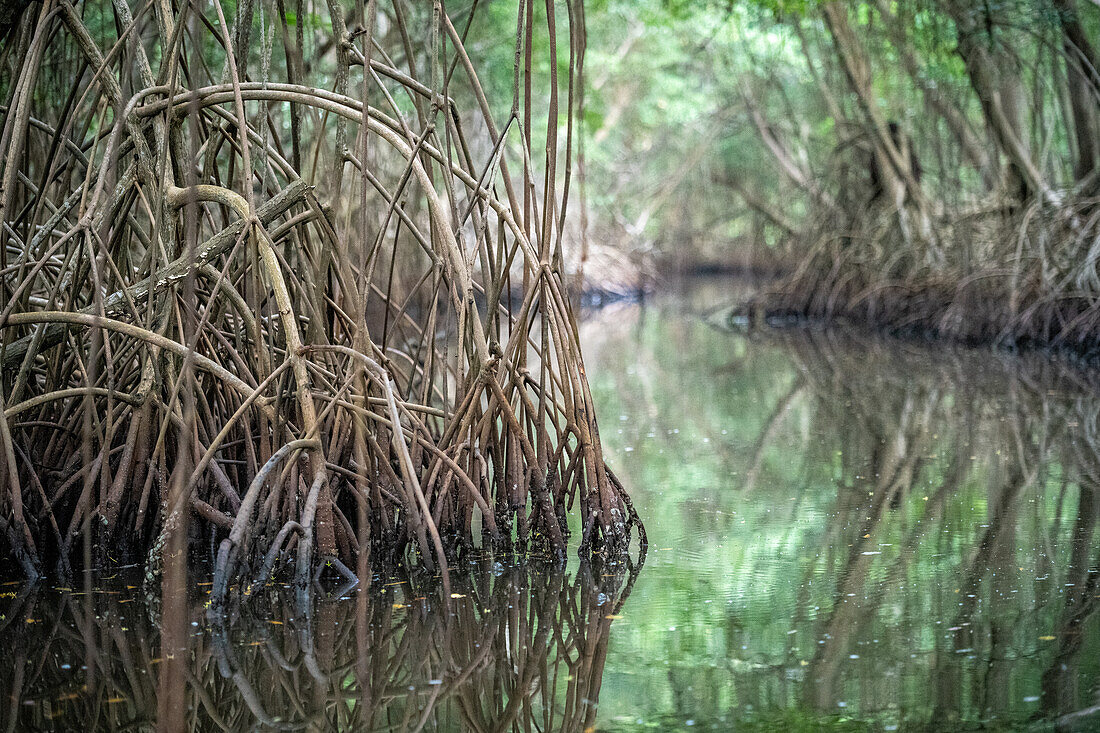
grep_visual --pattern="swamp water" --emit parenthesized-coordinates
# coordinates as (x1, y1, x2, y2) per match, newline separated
(3, 284, 1100, 731)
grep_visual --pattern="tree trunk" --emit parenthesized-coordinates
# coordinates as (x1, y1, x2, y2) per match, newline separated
(942, 0, 1050, 203)
(1054, 0, 1100, 183)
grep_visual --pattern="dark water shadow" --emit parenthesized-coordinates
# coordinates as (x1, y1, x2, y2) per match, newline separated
(0, 557, 641, 731)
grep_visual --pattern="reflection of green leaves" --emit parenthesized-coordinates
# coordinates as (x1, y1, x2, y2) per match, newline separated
(606, 707, 876, 731)
(585, 301, 1097, 730)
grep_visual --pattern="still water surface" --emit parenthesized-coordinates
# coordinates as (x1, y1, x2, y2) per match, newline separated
(3, 284, 1100, 731)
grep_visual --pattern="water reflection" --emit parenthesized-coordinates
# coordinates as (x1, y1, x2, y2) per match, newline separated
(587, 300, 1100, 731)
(0, 560, 639, 731)
(5, 290, 1100, 731)
(789, 331, 1099, 730)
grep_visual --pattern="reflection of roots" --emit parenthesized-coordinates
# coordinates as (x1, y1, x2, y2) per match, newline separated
(0, 559, 642, 731)
(0, 2, 644, 586)
(759, 327, 1100, 721)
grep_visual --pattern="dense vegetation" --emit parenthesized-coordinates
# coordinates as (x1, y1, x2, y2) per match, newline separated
(575, 1, 1100, 351)
(0, 0, 644, 587)
(6, 305, 1097, 730)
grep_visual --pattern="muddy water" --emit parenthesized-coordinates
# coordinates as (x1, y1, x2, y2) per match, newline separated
(3, 284, 1100, 731)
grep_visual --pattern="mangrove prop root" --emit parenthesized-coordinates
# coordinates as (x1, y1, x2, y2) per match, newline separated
(0, 1, 642, 590)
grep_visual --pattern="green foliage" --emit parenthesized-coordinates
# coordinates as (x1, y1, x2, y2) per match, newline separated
(567, 0, 1100, 263)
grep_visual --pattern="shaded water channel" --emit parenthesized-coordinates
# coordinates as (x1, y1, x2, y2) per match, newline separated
(3, 281, 1100, 731)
